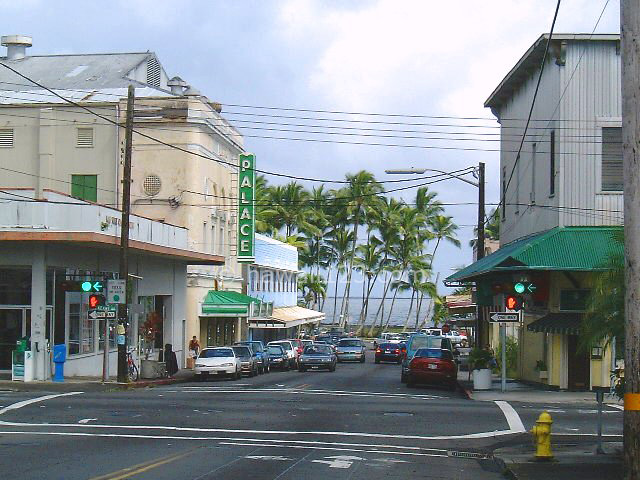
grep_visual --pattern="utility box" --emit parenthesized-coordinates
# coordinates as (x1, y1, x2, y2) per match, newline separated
(12, 349, 34, 382)
(53, 344, 66, 382)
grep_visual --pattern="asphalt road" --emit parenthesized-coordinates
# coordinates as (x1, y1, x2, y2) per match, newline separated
(0, 353, 622, 480)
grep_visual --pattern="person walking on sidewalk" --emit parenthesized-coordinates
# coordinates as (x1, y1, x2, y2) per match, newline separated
(164, 343, 179, 378)
(188, 336, 200, 358)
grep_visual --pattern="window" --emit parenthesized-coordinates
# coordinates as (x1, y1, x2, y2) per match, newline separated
(602, 127, 623, 191)
(219, 222, 224, 255)
(559, 289, 590, 312)
(550, 130, 556, 196)
(501, 166, 506, 220)
(76, 128, 94, 148)
(66, 292, 95, 355)
(0, 128, 14, 148)
(71, 175, 97, 202)
(211, 224, 216, 254)
(530, 143, 537, 204)
(203, 222, 208, 252)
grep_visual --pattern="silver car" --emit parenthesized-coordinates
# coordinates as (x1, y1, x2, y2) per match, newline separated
(335, 338, 366, 363)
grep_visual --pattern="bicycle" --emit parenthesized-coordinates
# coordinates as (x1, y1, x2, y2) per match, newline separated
(127, 350, 139, 381)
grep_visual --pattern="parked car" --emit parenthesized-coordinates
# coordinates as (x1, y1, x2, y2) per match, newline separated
(267, 340, 297, 369)
(231, 345, 259, 377)
(401, 334, 453, 383)
(335, 338, 366, 363)
(375, 342, 404, 364)
(313, 340, 337, 353)
(298, 344, 337, 372)
(194, 347, 241, 380)
(406, 348, 457, 390)
(234, 341, 269, 374)
(266, 344, 289, 371)
(288, 338, 305, 358)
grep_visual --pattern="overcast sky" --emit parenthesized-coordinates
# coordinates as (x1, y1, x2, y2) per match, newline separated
(3, 0, 621, 294)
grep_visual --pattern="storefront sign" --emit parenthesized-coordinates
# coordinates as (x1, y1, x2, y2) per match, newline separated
(237, 153, 256, 263)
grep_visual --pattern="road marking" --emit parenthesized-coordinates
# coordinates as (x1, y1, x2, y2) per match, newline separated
(177, 386, 442, 400)
(312, 455, 364, 468)
(495, 401, 526, 433)
(608, 404, 624, 411)
(90, 448, 200, 480)
(78, 418, 97, 424)
(245, 455, 292, 461)
(0, 392, 83, 416)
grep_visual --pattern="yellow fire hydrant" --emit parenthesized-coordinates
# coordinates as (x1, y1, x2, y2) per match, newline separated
(531, 411, 553, 460)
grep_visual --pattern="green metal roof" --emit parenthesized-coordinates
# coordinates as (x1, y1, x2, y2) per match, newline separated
(446, 226, 623, 283)
(201, 290, 261, 316)
(527, 312, 583, 335)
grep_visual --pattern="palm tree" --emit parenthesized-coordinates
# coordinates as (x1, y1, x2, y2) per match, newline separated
(353, 239, 383, 331)
(326, 228, 354, 325)
(298, 273, 327, 310)
(469, 207, 500, 248)
(259, 182, 315, 237)
(336, 171, 383, 327)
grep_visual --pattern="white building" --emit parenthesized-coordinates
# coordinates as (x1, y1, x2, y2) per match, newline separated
(0, 190, 221, 379)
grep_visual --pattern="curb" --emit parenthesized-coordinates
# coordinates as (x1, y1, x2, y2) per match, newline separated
(0, 374, 195, 393)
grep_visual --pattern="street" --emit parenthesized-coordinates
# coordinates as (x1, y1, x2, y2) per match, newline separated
(0, 352, 622, 480)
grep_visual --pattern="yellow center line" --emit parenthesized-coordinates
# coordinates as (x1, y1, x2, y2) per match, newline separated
(89, 447, 200, 480)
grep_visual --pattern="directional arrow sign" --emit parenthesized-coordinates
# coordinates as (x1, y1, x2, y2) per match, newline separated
(489, 312, 520, 323)
(93, 282, 102, 292)
(312, 456, 365, 469)
(527, 284, 537, 293)
(88, 310, 106, 319)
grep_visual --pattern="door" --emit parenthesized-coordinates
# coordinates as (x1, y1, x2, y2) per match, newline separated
(567, 335, 590, 390)
(0, 309, 23, 370)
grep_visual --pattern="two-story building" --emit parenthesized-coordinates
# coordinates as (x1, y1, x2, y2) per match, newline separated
(0, 35, 244, 365)
(446, 34, 622, 390)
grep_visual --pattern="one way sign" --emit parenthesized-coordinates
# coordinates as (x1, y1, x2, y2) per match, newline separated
(489, 312, 520, 323)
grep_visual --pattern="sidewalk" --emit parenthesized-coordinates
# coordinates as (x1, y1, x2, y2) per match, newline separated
(457, 370, 622, 405)
(0, 369, 195, 392)
(494, 441, 623, 480)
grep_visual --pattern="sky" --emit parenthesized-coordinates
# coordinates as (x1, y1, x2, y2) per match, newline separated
(2, 0, 621, 297)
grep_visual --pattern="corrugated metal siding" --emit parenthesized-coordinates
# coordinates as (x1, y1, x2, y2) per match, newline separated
(558, 41, 622, 228)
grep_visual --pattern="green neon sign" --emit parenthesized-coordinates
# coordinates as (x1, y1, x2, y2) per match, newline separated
(237, 153, 256, 263)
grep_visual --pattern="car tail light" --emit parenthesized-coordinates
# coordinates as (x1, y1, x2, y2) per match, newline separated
(376, 348, 382, 353)
(393, 349, 400, 354)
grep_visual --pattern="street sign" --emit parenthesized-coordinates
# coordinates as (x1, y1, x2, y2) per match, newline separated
(107, 279, 126, 304)
(489, 312, 520, 323)
(88, 310, 106, 319)
(237, 153, 256, 263)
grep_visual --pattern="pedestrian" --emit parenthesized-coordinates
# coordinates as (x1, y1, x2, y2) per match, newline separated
(164, 343, 179, 378)
(188, 336, 200, 358)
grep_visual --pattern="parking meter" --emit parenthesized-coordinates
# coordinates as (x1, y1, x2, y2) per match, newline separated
(53, 344, 66, 382)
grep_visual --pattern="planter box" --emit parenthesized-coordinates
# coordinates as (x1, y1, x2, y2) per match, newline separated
(472, 368, 492, 390)
(140, 359, 167, 379)
(539, 370, 548, 380)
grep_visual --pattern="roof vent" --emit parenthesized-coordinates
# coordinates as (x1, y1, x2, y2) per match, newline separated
(1, 35, 32, 60)
(183, 85, 201, 96)
(167, 76, 187, 95)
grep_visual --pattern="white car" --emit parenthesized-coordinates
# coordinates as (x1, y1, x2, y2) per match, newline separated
(373, 333, 403, 349)
(268, 340, 297, 368)
(194, 347, 241, 380)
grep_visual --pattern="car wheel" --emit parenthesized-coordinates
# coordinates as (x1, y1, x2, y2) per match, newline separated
(235, 369, 241, 380)
(400, 371, 407, 383)
(360, 355, 365, 363)
(375, 358, 380, 364)
(298, 366, 306, 372)
(329, 363, 336, 372)
(407, 377, 415, 388)
(397, 358, 402, 365)
(265, 364, 270, 373)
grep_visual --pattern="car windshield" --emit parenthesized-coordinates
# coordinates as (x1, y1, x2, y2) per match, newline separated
(267, 346, 284, 354)
(379, 343, 399, 349)
(338, 340, 361, 347)
(270, 342, 291, 351)
(414, 348, 444, 358)
(250, 342, 263, 352)
(304, 345, 331, 355)
(232, 346, 251, 356)
(199, 348, 233, 358)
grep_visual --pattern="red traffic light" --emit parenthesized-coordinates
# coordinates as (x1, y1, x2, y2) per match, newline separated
(88, 294, 105, 309)
(505, 295, 523, 311)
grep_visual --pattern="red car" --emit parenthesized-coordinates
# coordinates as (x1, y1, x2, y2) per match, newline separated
(406, 348, 457, 391)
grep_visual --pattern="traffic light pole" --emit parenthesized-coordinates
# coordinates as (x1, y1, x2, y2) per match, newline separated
(621, 2, 640, 477)
(475, 162, 485, 348)
(117, 85, 135, 383)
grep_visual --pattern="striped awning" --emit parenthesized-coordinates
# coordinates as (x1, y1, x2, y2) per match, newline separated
(527, 312, 583, 335)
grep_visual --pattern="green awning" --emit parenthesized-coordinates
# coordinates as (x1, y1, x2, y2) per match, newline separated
(200, 290, 261, 316)
(527, 312, 582, 335)
(446, 226, 623, 284)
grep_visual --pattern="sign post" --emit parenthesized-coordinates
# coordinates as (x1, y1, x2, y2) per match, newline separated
(489, 312, 520, 393)
(237, 153, 256, 263)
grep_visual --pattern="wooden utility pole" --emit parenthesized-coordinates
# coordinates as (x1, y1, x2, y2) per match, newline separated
(621, 2, 640, 478)
(117, 85, 135, 383)
(475, 162, 486, 348)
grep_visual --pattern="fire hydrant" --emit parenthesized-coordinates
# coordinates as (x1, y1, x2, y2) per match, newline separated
(530, 411, 553, 460)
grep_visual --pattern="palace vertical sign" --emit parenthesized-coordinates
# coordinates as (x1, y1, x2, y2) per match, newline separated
(237, 153, 256, 263)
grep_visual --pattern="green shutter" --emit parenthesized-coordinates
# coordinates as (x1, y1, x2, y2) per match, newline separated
(71, 175, 97, 202)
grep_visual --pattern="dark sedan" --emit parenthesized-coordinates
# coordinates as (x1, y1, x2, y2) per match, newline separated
(266, 344, 289, 371)
(231, 345, 259, 377)
(335, 338, 366, 363)
(375, 342, 404, 364)
(298, 344, 337, 372)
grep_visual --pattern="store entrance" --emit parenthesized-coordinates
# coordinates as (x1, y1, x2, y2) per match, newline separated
(0, 307, 53, 371)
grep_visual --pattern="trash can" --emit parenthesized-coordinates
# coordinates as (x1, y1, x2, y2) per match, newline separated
(53, 344, 66, 382)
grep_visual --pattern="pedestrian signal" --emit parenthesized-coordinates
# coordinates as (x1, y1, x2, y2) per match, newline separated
(88, 294, 105, 309)
(505, 295, 523, 311)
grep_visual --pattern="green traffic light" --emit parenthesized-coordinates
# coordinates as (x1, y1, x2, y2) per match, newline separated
(81, 281, 92, 292)
(514, 282, 525, 294)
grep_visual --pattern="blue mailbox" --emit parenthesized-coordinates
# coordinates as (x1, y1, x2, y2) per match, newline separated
(53, 344, 66, 382)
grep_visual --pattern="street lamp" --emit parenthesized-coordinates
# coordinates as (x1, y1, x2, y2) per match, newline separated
(386, 162, 486, 347)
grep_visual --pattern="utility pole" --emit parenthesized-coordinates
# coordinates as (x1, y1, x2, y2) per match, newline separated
(117, 85, 135, 383)
(621, 2, 640, 478)
(475, 162, 486, 348)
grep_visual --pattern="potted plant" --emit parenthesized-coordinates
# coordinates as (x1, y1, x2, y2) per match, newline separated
(469, 348, 493, 390)
(535, 360, 548, 380)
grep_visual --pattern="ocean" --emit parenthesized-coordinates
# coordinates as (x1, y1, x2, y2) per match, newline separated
(319, 296, 433, 328)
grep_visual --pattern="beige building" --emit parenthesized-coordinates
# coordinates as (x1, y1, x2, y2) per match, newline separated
(0, 35, 244, 361)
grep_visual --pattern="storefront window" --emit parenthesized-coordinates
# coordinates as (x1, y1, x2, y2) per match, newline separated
(0, 268, 31, 304)
(66, 292, 95, 355)
(98, 318, 116, 351)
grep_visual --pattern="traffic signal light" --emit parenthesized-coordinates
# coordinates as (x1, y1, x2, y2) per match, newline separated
(88, 294, 105, 309)
(505, 295, 523, 311)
